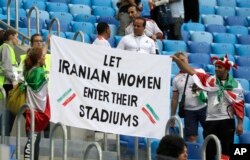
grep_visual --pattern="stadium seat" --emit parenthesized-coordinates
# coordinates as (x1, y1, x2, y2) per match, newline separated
(65, 31, 91, 43)
(224, 16, 247, 26)
(92, 6, 115, 17)
(186, 142, 202, 159)
(245, 92, 250, 104)
(188, 41, 211, 54)
(217, 0, 236, 7)
(190, 31, 213, 43)
(74, 14, 96, 23)
(172, 62, 180, 75)
(236, 7, 250, 18)
(213, 33, 237, 44)
(233, 66, 250, 81)
(47, 0, 68, 3)
(46, 2, 69, 13)
(199, 0, 217, 6)
(188, 53, 211, 65)
(69, 4, 92, 16)
(108, 24, 118, 37)
(114, 35, 122, 47)
(141, 0, 151, 18)
(189, 63, 205, 70)
(40, 29, 66, 41)
(215, 6, 235, 17)
(71, 21, 95, 35)
(235, 44, 250, 56)
(237, 35, 250, 45)
(237, 0, 250, 8)
(18, 27, 39, 44)
(120, 135, 147, 156)
(70, 0, 91, 6)
(199, 5, 215, 15)
(197, 126, 204, 144)
(23, 0, 46, 10)
(243, 117, 250, 131)
(202, 14, 224, 25)
(162, 40, 187, 52)
(3, 8, 27, 20)
(182, 22, 205, 32)
(156, 39, 163, 55)
(29, 10, 50, 23)
(211, 43, 235, 55)
(236, 56, 250, 67)
(239, 131, 250, 143)
(245, 103, 250, 118)
(235, 78, 250, 91)
(181, 30, 190, 42)
(151, 139, 160, 160)
(227, 25, 249, 36)
(161, 51, 176, 55)
(19, 17, 46, 30)
(97, 16, 120, 27)
(92, 0, 112, 7)
(205, 24, 226, 34)
(211, 54, 235, 62)
(0, 0, 22, 8)
(48, 12, 73, 32)
(234, 134, 239, 144)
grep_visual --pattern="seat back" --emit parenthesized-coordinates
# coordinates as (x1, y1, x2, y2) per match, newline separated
(92, 6, 115, 17)
(236, 56, 250, 67)
(71, 21, 95, 35)
(202, 14, 224, 25)
(233, 66, 250, 81)
(46, 2, 69, 13)
(237, 35, 250, 45)
(74, 14, 96, 23)
(23, 0, 46, 10)
(213, 33, 237, 44)
(163, 40, 187, 52)
(211, 43, 235, 55)
(225, 16, 247, 26)
(235, 44, 250, 56)
(188, 41, 211, 54)
(217, 0, 236, 7)
(190, 31, 213, 43)
(215, 6, 235, 17)
(69, 4, 91, 16)
(227, 25, 249, 36)
(186, 142, 202, 159)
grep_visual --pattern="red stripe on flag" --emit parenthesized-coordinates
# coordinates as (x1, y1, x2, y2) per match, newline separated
(62, 93, 76, 107)
(142, 107, 156, 124)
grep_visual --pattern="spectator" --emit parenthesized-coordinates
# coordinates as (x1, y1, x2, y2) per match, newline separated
(156, 135, 187, 160)
(183, 0, 199, 23)
(0, 28, 5, 46)
(93, 22, 111, 48)
(0, 29, 19, 136)
(23, 47, 50, 160)
(171, 52, 207, 142)
(172, 53, 244, 160)
(125, 5, 163, 53)
(117, 17, 156, 54)
(117, 0, 142, 36)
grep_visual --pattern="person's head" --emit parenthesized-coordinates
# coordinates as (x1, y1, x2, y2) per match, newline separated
(175, 52, 189, 64)
(157, 135, 188, 160)
(0, 29, 6, 46)
(24, 47, 45, 71)
(30, 34, 43, 48)
(3, 29, 18, 45)
(96, 22, 111, 39)
(128, 5, 141, 20)
(211, 54, 237, 80)
(133, 17, 146, 36)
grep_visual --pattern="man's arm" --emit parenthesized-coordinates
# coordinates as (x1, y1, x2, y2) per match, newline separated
(236, 117, 243, 135)
(171, 91, 179, 116)
(171, 53, 196, 75)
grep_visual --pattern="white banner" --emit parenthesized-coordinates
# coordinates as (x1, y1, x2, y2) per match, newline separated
(49, 36, 172, 139)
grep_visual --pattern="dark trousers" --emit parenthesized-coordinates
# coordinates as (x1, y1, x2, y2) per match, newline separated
(183, 0, 199, 23)
(24, 132, 41, 160)
(203, 119, 235, 160)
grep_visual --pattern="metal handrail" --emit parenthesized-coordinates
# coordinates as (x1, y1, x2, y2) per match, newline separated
(73, 31, 85, 42)
(165, 115, 184, 137)
(16, 104, 34, 160)
(201, 134, 222, 160)
(27, 6, 40, 39)
(83, 142, 102, 160)
(49, 122, 68, 160)
(49, 18, 60, 36)
(116, 134, 121, 160)
(0, 87, 6, 144)
(7, 0, 19, 29)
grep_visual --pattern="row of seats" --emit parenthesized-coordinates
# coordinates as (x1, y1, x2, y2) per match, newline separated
(199, 0, 250, 8)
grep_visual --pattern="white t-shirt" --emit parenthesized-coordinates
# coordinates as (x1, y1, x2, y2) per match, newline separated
(117, 33, 156, 54)
(92, 36, 111, 48)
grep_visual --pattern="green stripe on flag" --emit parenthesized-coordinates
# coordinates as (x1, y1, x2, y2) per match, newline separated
(146, 104, 160, 121)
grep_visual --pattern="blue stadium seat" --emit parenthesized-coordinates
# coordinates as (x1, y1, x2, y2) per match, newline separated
(215, 6, 235, 17)
(65, 31, 91, 43)
(108, 24, 117, 37)
(199, 5, 215, 15)
(47, 0, 68, 3)
(236, 7, 250, 18)
(233, 66, 250, 81)
(41, 29, 66, 41)
(29, 10, 50, 23)
(213, 33, 237, 44)
(243, 116, 250, 131)
(189, 63, 205, 70)
(172, 62, 180, 75)
(239, 131, 250, 143)
(235, 44, 250, 56)
(181, 30, 190, 42)
(188, 41, 211, 54)
(197, 126, 204, 144)
(69, 4, 92, 16)
(0, 0, 22, 8)
(237, 35, 250, 45)
(92, 0, 112, 7)
(97, 16, 120, 27)
(156, 39, 163, 55)
(236, 56, 250, 67)
(235, 78, 250, 91)
(211, 43, 235, 55)
(188, 53, 211, 65)
(141, 0, 151, 18)
(217, 0, 236, 7)
(161, 51, 176, 55)
(202, 14, 224, 25)
(74, 14, 96, 23)
(19, 17, 46, 30)
(227, 25, 249, 36)
(190, 31, 213, 43)
(114, 35, 122, 47)
(23, 0, 46, 10)
(245, 92, 250, 103)
(151, 139, 160, 160)
(182, 22, 205, 32)
(120, 135, 147, 156)
(70, 0, 91, 6)
(237, 0, 250, 8)
(211, 54, 235, 62)
(46, 2, 69, 13)
(162, 40, 187, 52)
(205, 24, 226, 34)
(71, 21, 95, 35)
(186, 142, 202, 159)
(245, 103, 250, 118)
(3, 8, 27, 20)
(199, 0, 217, 6)
(49, 12, 74, 32)
(224, 16, 247, 26)
(234, 134, 239, 144)
(92, 6, 115, 17)
(18, 27, 39, 44)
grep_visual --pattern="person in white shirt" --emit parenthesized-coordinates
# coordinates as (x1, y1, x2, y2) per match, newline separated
(117, 17, 156, 54)
(93, 22, 111, 48)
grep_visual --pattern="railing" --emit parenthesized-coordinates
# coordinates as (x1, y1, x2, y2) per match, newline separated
(49, 18, 60, 36)
(83, 142, 102, 160)
(16, 104, 35, 160)
(73, 31, 85, 42)
(0, 87, 6, 144)
(202, 134, 222, 160)
(27, 6, 40, 39)
(165, 115, 184, 137)
(6, 0, 19, 29)
(50, 122, 68, 160)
